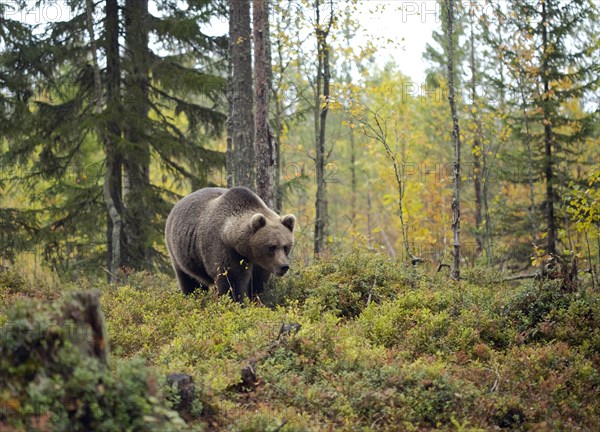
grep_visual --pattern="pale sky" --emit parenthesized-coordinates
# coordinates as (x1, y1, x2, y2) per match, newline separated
(203, 1, 439, 84)
(353, 1, 439, 83)
(11, 0, 439, 84)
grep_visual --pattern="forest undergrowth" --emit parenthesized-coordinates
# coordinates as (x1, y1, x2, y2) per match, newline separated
(1, 251, 599, 431)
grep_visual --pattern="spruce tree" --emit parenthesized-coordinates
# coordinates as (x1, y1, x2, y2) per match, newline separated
(0, 1, 227, 274)
(485, 0, 599, 258)
(423, 0, 467, 88)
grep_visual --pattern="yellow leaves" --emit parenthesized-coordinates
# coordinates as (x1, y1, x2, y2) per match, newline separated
(531, 254, 549, 268)
(3, 398, 20, 411)
(531, 243, 549, 268)
(328, 99, 344, 112)
(568, 165, 600, 233)
(283, 168, 304, 182)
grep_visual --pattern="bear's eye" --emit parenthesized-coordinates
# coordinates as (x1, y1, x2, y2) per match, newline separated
(284, 245, 290, 255)
(268, 245, 277, 254)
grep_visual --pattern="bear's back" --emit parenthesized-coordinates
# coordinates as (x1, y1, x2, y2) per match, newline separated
(219, 187, 269, 215)
(168, 187, 227, 221)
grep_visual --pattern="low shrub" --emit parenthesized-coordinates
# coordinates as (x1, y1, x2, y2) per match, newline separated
(2, 252, 600, 430)
(0, 293, 192, 432)
(271, 250, 418, 317)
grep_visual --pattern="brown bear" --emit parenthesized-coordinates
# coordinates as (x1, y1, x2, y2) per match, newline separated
(165, 187, 296, 301)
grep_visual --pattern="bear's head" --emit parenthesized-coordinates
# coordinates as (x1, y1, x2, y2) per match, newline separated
(247, 213, 296, 276)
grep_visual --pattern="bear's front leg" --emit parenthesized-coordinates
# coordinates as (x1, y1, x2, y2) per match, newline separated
(250, 266, 272, 299)
(175, 267, 204, 295)
(214, 263, 252, 302)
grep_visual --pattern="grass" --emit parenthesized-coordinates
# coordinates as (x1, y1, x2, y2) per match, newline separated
(1, 250, 600, 431)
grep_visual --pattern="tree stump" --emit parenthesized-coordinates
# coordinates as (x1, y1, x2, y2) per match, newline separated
(166, 373, 196, 414)
(64, 290, 109, 365)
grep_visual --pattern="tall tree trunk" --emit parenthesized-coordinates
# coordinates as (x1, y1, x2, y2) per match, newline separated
(350, 129, 357, 222)
(85, 0, 102, 115)
(86, 0, 123, 282)
(445, 0, 462, 280)
(123, 0, 151, 270)
(518, 82, 539, 243)
(271, 11, 285, 213)
(272, 85, 283, 213)
(367, 178, 373, 251)
(468, 12, 483, 256)
(343, 28, 357, 224)
(273, 90, 283, 213)
(104, 0, 124, 281)
(226, 25, 234, 189)
(254, 0, 275, 208)
(541, 0, 557, 256)
(228, 0, 255, 189)
(313, 0, 333, 255)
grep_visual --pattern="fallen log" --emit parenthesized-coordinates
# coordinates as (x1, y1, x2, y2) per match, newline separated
(502, 274, 537, 281)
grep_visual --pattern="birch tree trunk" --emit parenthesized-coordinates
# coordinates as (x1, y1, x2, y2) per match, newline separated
(445, 0, 462, 280)
(86, 0, 123, 281)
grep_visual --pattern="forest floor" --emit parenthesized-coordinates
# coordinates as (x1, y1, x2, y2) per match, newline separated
(1, 251, 599, 431)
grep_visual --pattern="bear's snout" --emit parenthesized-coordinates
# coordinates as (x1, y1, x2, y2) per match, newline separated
(276, 264, 290, 276)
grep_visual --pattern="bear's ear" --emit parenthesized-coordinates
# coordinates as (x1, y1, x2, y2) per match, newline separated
(251, 213, 267, 232)
(281, 214, 296, 232)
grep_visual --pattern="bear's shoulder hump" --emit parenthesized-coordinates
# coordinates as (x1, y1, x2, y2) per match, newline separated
(223, 187, 265, 208)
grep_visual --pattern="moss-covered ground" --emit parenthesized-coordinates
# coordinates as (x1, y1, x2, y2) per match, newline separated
(1, 251, 599, 431)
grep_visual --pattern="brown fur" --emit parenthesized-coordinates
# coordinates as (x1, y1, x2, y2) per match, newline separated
(165, 187, 295, 301)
